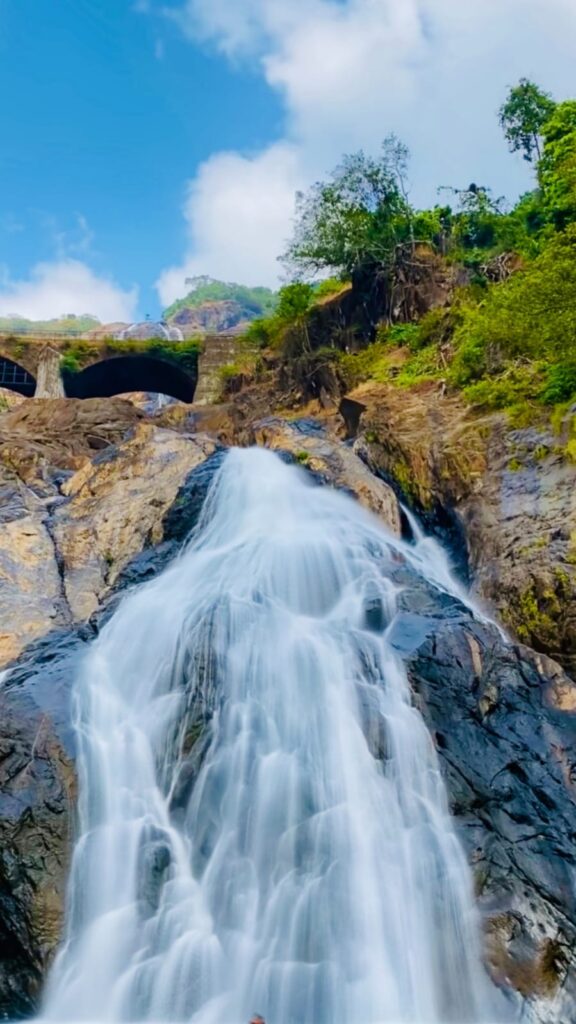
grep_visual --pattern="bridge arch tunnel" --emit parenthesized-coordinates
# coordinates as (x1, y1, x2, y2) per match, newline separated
(64, 355, 197, 403)
(0, 356, 37, 397)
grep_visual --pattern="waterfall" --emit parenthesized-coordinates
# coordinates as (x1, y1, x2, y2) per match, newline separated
(43, 447, 504, 1024)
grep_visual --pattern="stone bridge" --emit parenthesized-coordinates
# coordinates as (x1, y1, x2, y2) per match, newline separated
(0, 333, 242, 406)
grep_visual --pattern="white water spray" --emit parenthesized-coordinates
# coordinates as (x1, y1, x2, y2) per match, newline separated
(43, 448, 503, 1024)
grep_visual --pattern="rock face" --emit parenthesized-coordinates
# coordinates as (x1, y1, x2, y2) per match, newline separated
(299, 249, 468, 351)
(346, 380, 576, 674)
(0, 630, 83, 1018)
(168, 300, 253, 337)
(394, 578, 576, 1023)
(52, 424, 217, 621)
(0, 399, 145, 665)
(1, 395, 576, 1021)
(0, 400, 219, 667)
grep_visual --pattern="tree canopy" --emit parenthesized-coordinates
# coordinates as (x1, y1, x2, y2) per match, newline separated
(499, 78, 556, 163)
(236, 77, 576, 428)
(163, 279, 278, 322)
(282, 137, 412, 277)
(539, 101, 576, 229)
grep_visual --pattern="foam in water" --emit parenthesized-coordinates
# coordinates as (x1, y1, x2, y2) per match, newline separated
(42, 448, 506, 1024)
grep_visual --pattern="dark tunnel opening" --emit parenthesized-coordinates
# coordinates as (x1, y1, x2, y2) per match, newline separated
(0, 357, 37, 398)
(63, 355, 197, 403)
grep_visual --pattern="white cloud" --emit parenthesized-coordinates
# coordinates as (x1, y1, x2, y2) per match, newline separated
(157, 0, 576, 298)
(156, 143, 304, 304)
(164, 0, 300, 56)
(0, 260, 139, 322)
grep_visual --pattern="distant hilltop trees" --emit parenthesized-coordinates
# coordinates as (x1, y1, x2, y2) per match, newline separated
(0, 313, 100, 335)
(163, 279, 278, 323)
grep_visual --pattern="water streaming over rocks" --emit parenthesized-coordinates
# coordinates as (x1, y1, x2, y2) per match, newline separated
(42, 448, 505, 1024)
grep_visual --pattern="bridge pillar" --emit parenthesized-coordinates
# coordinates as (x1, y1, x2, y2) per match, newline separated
(194, 335, 242, 406)
(35, 347, 65, 399)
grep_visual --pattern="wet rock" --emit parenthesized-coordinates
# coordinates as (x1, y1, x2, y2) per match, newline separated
(101, 450, 227, 623)
(161, 448, 227, 546)
(0, 431, 225, 1016)
(252, 417, 401, 536)
(137, 830, 173, 914)
(400, 594, 576, 1021)
(1, 394, 576, 1021)
(0, 628, 87, 1018)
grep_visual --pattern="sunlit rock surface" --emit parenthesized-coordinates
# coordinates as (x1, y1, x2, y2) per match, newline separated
(0, 399, 216, 664)
(52, 423, 216, 620)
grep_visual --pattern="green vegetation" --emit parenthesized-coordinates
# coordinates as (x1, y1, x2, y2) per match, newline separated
(501, 571, 572, 651)
(312, 277, 349, 301)
(217, 348, 263, 393)
(243, 78, 576, 438)
(295, 451, 311, 465)
(162, 277, 278, 322)
(282, 137, 412, 277)
(540, 101, 576, 230)
(241, 278, 351, 359)
(499, 79, 555, 164)
(243, 283, 316, 353)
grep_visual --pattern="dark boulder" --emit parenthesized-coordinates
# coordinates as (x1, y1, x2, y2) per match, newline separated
(0, 628, 89, 1018)
(392, 574, 576, 1020)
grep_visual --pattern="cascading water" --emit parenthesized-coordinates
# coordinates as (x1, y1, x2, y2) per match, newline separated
(43, 448, 505, 1024)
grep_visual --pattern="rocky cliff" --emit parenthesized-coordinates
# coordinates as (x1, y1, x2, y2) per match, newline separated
(344, 380, 576, 677)
(168, 300, 253, 337)
(1, 394, 576, 1021)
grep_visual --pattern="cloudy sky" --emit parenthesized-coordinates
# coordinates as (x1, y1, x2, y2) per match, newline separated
(0, 0, 575, 321)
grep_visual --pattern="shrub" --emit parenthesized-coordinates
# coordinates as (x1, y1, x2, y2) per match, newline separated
(541, 361, 576, 404)
(449, 227, 576, 385)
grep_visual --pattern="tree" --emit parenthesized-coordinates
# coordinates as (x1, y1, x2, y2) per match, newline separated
(282, 142, 412, 277)
(539, 101, 576, 230)
(499, 79, 556, 163)
(276, 282, 314, 324)
(437, 184, 506, 252)
(275, 282, 315, 355)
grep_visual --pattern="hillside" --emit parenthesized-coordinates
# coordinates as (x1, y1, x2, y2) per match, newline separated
(211, 83, 576, 674)
(163, 276, 277, 336)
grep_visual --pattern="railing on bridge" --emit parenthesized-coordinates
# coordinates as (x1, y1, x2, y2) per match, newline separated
(0, 330, 244, 343)
(0, 329, 87, 339)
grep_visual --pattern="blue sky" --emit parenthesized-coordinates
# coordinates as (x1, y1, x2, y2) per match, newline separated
(1, 0, 575, 323)
(0, 0, 281, 318)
